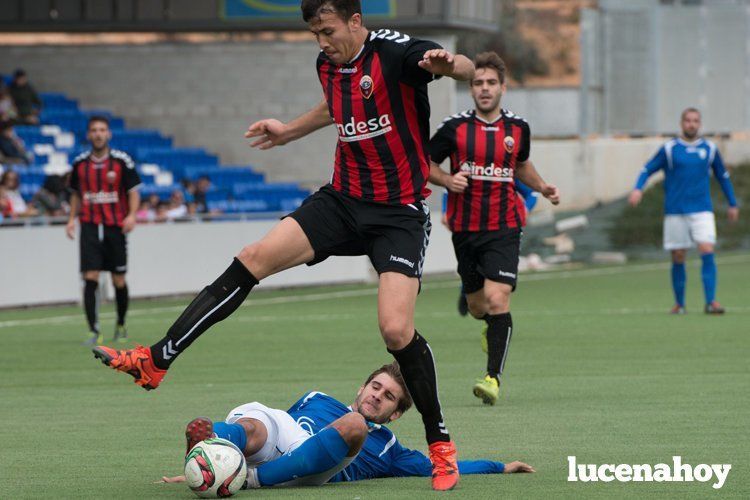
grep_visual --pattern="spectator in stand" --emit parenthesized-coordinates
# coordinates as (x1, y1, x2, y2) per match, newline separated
(9, 69, 42, 125)
(0, 83, 18, 122)
(0, 120, 32, 165)
(136, 199, 154, 223)
(193, 175, 211, 213)
(166, 189, 188, 219)
(155, 200, 169, 222)
(0, 184, 13, 221)
(1, 169, 37, 217)
(32, 174, 68, 216)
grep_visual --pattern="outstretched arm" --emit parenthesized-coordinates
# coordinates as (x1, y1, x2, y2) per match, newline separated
(418, 49, 475, 81)
(244, 99, 332, 150)
(387, 444, 533, 477)
(630, 146, 667, 206)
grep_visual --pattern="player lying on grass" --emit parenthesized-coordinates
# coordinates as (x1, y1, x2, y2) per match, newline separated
(160, 363, 534, 488)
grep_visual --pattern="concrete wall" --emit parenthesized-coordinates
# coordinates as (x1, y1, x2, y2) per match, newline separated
(457, 87, 580, 137)
(594, 0, 750, 135)
(0, 216, 457, 308)
(0, 35, 457, 187)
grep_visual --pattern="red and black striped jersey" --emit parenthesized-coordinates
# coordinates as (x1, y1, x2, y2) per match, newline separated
(69, 149, 141, 227)
(317, 29, 441, 205)
(429, 109, 531, 233)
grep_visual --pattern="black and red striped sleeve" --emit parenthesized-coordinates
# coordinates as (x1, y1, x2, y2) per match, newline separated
(401, 38, 443, 86)
(69, 161, 81, 193)
(517, 121, 531, 162)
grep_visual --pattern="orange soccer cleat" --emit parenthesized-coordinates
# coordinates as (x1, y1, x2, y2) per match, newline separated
(92, 344, 167, 390)
(185, 417, 215, 455)
(429, 440, 460, 491)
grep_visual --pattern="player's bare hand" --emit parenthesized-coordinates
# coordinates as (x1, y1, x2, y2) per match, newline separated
(445, 171, 470, 193)
(503, 461, 535, 473)
(727, 206, 739, 222)
(65, 219, 76, 240)
(628, 189, 643, 207)
(418, 49, 456, 76)
(542, 184, 560, 205)
(156, 475, 185, 484)
(122, 214, 137, 234)
(245, 119, 289, 150)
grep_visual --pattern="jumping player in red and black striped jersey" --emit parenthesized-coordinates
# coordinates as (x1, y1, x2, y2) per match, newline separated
(91, 1, 474, 491)
(66, 115, 141, 346)
(428, 52, 560, 406)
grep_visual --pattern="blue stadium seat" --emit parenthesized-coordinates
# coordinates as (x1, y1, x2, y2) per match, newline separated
(15, 88, 309, 215)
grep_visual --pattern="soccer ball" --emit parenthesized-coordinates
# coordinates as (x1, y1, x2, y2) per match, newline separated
(184, 438, 247, 498)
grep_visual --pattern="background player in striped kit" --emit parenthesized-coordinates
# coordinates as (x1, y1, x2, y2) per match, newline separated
(628, 108, 739, 314)
(66, 116, 140, 345)
(428, 52, 559, 405)
(92, 0, 474, 490)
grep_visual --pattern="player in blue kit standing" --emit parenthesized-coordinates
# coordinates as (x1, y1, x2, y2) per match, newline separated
(160, 363, 533, 489)
(628, 108, 739, 314)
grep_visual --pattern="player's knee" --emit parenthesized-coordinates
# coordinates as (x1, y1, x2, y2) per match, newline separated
(671, 250, 687, 263)
(111, 274, 126, 288)
(697, 243, 714, 255)
(237, 243, 261, 264)
(468, 301, 486, 319)
(485, 289, 511, 314)
(379, 318, 413, 350)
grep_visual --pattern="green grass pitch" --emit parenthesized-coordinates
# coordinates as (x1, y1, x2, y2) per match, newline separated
(1, 255, 748, 499)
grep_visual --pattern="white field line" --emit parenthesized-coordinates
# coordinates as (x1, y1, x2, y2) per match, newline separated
(2, 254, 748, 329)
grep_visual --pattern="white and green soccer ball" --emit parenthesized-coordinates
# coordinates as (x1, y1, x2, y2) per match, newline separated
(184, 438, 247, 498)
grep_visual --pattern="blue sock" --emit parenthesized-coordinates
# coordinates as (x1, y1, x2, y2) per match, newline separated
(671, 262, 686, 307)
(212, 422, 248, 453)
(701, 253, 717, 304)
(256, 427, 348, 486)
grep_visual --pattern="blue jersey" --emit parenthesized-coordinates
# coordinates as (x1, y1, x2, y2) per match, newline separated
(287, 391, 505, 482)
(635, 137, 737, 215)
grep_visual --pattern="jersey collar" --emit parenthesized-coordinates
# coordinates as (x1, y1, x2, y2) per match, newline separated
(472, 109, 503, 125)
(676, 136, 704, 146)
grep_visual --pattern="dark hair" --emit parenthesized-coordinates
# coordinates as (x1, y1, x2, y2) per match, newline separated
(87, 115, 110, 129)
(301, 0, 361, 22)
(681, 107, 701, 120)
(363, 362, 413, 415)
(474, 51, 507, 85)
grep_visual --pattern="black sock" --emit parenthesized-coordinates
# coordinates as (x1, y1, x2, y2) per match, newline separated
(389, 331, 450, 444)
(150, 258, 259, 369)
(83, 279, 99, 334)
(115, 284, 129, 326)
(485, 313, 513, 381)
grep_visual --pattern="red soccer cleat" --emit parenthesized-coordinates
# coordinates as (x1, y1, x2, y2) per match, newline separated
(92, 344, 167, 390)
(185, 417, 215, 455)
(669, 304, 686, 315)
(704, 301, 726, 315)
(429, 441, 459, 491)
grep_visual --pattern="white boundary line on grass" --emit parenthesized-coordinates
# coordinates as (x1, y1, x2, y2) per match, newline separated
(1, 254, 748, 329)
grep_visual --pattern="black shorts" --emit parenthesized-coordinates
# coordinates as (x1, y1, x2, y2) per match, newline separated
(80, 222, 128, 274)
(452, 229, 521, 294)
(287, 185, 431, 279)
